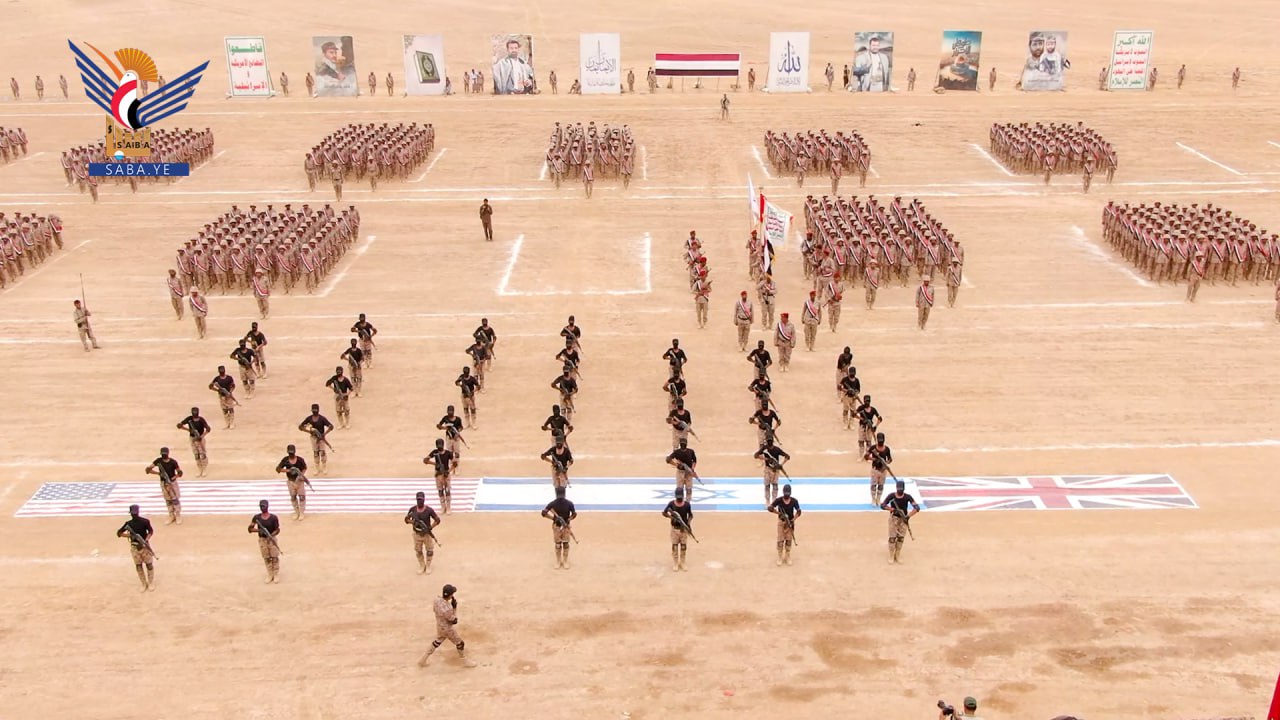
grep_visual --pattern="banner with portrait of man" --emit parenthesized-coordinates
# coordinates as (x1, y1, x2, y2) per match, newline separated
(851, 32, 893, 92)
(312, 35, 358, 97)
(579, 33, 621, 94)
(1020, 31, 1070, 91)
(936, 30, 982, 91)
(765, 32, 810, 93)
(491, 34, 536, 95)
(402, 34, 446, 96)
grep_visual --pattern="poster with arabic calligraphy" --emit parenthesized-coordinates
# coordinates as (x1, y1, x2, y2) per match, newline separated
(851, 32, 893, 92)
(224, 36, 272, 97)
(936, 30, 982, 91)
(1107, 30, 1154, 90)
(402, 35, 447, 96)
(766, 32, 810, 93)
(579, 33, 621, 94)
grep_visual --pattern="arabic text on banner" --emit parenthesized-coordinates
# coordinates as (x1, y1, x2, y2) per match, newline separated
(1107, 30, 1154, 90)
(224, 36, 271, 97)
(765, 32, 810, 93)
(579, 33, 621, 94)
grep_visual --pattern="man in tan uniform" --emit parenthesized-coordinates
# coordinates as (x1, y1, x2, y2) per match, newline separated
(864, 258, 881, 309)
(251, 269, 270, 319)
(945, 260, 963, 307)
(1187, 251, 1206, 303)
(166, 269, 185, 319)
(774, 312, 796, 371)
(73, 299, 100, 351)
(188, 288, 208, 339)
(733, 290, 753, 351)
(419, 584, 475, 667)
(916, 276, 935, 330)
(801, 290, 822, 351)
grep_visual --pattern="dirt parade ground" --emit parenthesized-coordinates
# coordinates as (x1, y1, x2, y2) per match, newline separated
(1, 1, 1280, 719)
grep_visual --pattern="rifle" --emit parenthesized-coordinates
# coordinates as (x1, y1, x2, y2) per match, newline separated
(309, 428, 336, 454)
(152, 460, 173, 485)
(673, 418, 700, 440)
(255, 520, 283, 553)
(668, 508, 699, 543)
(413, 517, 443, 547)
(213, 383, 242, 406)
(549, 513, 579, 544)
(125, 527, 158, 559)
(79, 273, 88, 311)
(892, 507, 914, 540)
(777, 508, 799, 546)
(675, 460, 704, 486)
(445, 426, 471, 449)
(763, 455, 791, 480)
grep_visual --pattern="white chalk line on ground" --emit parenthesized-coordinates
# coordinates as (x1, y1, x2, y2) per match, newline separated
(641, 145, 648, 180)
(411, 148, 448, 183)
(1267, 140, 1280, 150)
(750, 145, 773, 179)
(498, 232, 652, 297)
(968, 143, 1016, 177)
(1068, 226, 1154, 288)
(316, 234, 377, 297)
(538, 160, 547, 181)
(4, 438, 1278, 470)
(1175, 142, 1245, 176)
(2, 150, 46, 165)
(1, 319, 1269, 346)
(0, 239, 94, 294)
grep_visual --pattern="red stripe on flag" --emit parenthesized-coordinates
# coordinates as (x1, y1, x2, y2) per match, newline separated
(1269, 671, 1280, 720)
(655, 53, 741, 61)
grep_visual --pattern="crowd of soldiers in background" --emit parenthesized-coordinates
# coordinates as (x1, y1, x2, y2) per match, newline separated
(685, 231, 713, 328)
(304, 122, 436, 195)
(0, 211, 64, 288)
(764, 130, 873, 190)
(544, 122, 636, 194)
(989, 122, 1118, 190)
(172, 204, 362, 297)
(1102, 202, 1280, 286)
(60, 128, 216, 200)
(802, 195, 966, 303)
(0, 126, 30, 163)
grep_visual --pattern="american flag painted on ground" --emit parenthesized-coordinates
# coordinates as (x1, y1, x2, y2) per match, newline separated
(914, 474, 1196, 511)
(14, 478, 480, 518)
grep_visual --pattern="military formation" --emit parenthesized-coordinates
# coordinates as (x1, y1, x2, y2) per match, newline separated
(544, 122, 637, 195)
(0, 211, 64, 289)
(988, 122, 1118, 190)
(169, 204, 362, 314)
(305, 122, 436, 196)
(1102, 201, 1280, 300)
(684, 231, 713, 328)
(61, 128, 216, 200)
(0, 126, 30, 163)
(764, 129, 873, 191)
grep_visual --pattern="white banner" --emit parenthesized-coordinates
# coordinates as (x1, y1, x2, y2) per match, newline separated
(765, 32, 810, 93)
(579, 33, 621, 94)
(224, 36, 271, 97)
(1108, 30, 1154, 90)
(762, 197, 792, 248)
(403, 34, 447, 96)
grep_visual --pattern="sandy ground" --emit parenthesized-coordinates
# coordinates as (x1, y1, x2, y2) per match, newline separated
(1, 1, 1280, 719)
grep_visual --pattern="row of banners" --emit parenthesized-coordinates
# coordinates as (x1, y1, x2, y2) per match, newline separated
(224, 30, 1155, 98)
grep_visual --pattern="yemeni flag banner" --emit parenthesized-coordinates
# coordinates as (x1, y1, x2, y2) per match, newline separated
(655, 52, 740, 77)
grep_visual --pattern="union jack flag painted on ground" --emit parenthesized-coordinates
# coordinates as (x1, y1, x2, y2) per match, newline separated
(913, 474, 1196, 511)
(14, 478, 480, 518)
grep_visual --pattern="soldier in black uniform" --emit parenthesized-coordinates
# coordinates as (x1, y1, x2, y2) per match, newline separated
(835, 346, 853, 398)
(275, 445, 309, 520)
(665, 438, 698, 499)
(839, 366, 862, 429)
(754, 441, 791, 507)
(747, 340, 772, 379)
(749, 405, 782, 447)
(229, 339, 258, 398)
(351, 313, 377, 367)
(437, 406, 466, 463)
(247, 499, 282, 583)
(117, 504, 156, 591)
(769, 483, 802, 566)
(208, 366, 238, 429)
(663, 373, 687, 412)
(865, 432, 893, 506)
(176, 407, 212, 477)
(855, 395, 882, 454)
(662, 338, 687, 376)
(299, 403, 335, 474)
(465, 340, 490, 391)
(880, 479, 919, 564)
(455, 366, 480, 429)
(560, 315, 582, 352)
(424, 439, 457, 514)
(325, 366, 355, 429)
(541, 486, 578, 569)
(340, 338, 365, 395)
(145, 447, 184, 525)
(667, 399, 694, 450)
(550, 369, 578, 421)
(405, 491, 442, 574)
(474, 318, 497, 367)
(540, 405, 573, 442)
(540, 438, 574, 488)
(555, 340, 581, 382)
(748, 375, 773, 412)
(662, 487, 694, 571)
(244, 321, 268, 378)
